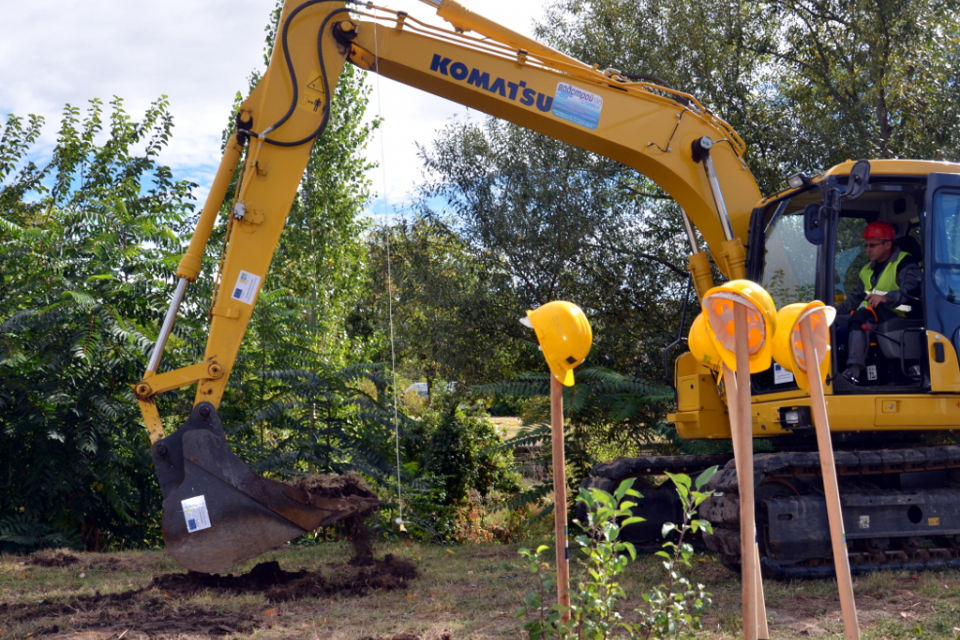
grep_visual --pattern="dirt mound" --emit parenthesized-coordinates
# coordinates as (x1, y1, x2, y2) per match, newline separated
(152, 560, 308, 596)
(293, 471, 376, 500)
(27, 549, 80, 567)
(152, 554, 417, 602)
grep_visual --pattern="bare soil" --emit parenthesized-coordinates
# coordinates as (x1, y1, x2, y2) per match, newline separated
(5, 545, 417, 639)
(4, 511, 420, 640)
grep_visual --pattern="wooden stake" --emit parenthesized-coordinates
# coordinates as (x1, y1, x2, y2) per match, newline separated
(724, 361, 769, 640)
(550, 376, 571, 622)
(732, 303, 769, 639)
(799, 316, 860, 640)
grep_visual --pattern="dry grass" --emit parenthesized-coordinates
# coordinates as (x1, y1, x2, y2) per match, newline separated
(489, 417, 524, 440)
(3, 540, 960, 639)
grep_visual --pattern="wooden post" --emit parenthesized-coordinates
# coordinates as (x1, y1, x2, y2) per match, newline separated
(723, 361, 769, 640)
(732, 303, 769, 640)
(550, 376, 571, 622)
(799, 316, 860, 640)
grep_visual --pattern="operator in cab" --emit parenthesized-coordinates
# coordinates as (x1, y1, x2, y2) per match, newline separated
(835, 221, 922, 384)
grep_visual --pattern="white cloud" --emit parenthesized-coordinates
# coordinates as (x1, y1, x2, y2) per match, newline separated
(1, 0, 266, 178)
(362, 2, 543, 215)
(2, 0, 546, 211)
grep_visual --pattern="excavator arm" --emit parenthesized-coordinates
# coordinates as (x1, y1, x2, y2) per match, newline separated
(343, 1, 761, 273)
(136, 0, 762, 573)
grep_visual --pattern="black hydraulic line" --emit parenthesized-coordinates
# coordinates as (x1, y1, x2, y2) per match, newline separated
(663, 275, 694, 392)
(239, 0, 354, 148)
(267, 3, 350, 147)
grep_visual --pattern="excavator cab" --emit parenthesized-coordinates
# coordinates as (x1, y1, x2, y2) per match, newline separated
(758, 172, 929, 393)
(746, 166, 960, 399)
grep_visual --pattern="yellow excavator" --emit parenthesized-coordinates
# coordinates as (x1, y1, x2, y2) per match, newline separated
(137, 0, 960, 576)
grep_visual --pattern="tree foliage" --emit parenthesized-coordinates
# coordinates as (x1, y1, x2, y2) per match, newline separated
(0, 1, 383, 553)
(538, 0, 960, 188)
(414, 118, 692, 380)
(0, 98, 195, 551)
(358, 216, 531, 385)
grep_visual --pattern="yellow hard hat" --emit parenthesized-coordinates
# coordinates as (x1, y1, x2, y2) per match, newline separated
(772, 301, 836, 390)
(524, 301, 593, 386)
(688, 313, 723, 372)
(701, 280, 777, 374)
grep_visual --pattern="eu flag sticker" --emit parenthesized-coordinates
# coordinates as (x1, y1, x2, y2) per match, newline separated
(231, 270, 262, 305)
(181, 495, 212, 533)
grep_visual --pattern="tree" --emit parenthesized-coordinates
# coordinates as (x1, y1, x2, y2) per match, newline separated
(218, 62, 380, 435)
(0, 0, 383, 553)
(264, 63, 378, 367)
(537, 0, 788, 191)
(538, 0, 960, 187)
(357, 216, 529, 387)
(0, 98, 196, 551)
(765, 0, 960, 165)
(414, 118, 693, 380)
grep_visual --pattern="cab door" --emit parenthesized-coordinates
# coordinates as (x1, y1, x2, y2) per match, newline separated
(923, 173, 960, 391)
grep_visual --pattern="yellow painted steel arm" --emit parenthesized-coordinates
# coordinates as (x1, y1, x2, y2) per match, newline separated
(191, 1, 353, 408)
(346, 2, 762, 269)
(137, 0, 761, 438)
(135, 0, 353, 430)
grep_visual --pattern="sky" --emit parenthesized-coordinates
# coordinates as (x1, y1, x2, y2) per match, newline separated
(1, 0, 547, 216)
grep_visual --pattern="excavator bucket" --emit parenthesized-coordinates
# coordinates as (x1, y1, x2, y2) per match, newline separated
(151, 402, 379, 574)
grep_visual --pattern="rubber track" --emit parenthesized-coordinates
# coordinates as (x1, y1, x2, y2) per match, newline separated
(588, 445, 960, 579)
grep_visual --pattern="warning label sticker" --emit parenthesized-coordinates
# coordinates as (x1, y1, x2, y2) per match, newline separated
(298, 76, 326, 114)
(181, 495, 211, 533)
(231, 270, 261, 305)
(773, 362, 794, 385)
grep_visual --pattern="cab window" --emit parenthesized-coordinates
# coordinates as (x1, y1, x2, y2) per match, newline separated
(932, 190, 960, 304)
(760, 190, 819, 309)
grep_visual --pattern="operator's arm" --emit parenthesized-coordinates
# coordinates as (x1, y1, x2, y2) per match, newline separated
(883, 258, 922, 309)
(836, 280, 866, 317)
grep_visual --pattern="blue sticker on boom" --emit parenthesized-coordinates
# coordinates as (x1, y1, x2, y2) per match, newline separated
(552, 82, 603, 130)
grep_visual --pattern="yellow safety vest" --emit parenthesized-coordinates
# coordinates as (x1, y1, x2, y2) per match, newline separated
(858, 250, 912, 317)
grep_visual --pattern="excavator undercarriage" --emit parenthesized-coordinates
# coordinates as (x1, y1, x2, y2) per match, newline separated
(583, 442, 960, 580)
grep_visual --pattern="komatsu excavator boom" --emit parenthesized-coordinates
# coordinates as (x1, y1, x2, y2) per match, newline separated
(139, 0, 960, 577)
(136, 0, 758, 573)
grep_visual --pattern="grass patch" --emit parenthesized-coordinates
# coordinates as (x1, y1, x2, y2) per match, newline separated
(4, 543, 960, 638)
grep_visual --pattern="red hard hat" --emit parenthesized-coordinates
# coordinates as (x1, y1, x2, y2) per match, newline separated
(863, 221, 895, 240)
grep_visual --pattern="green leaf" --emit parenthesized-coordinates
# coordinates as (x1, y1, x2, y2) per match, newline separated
(695, 466, 718, 490)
